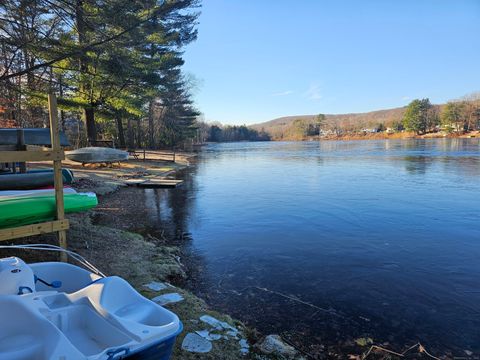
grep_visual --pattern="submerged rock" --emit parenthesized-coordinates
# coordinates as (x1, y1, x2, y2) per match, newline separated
(200, 314, 237, 331)
(143, 281, 168, 291)
(259, 335, 297, 358)
(195, 329, 223, 341)
(152, 292, 184, 305)
(227, 329, 240, 339)
(239, 338, 249, 355)
(181, 333, 212, 353)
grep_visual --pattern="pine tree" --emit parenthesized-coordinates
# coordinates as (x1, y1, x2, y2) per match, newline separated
(441, 101, 466, 133)
(1, 0, 201, 147)
(402, 98, 435, 135)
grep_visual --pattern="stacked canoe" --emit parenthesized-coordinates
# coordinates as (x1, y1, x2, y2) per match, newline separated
(0, 169, 97, 229)
(0, 146, 128, 229)
(0, 169, 74, 190)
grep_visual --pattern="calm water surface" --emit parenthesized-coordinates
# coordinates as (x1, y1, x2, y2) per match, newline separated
(152, 139, 480, 354)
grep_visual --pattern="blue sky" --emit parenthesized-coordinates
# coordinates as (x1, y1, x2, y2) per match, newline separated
(183, 0, 480, 125)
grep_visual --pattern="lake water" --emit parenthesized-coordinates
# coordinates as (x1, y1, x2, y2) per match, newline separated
(151, 139, 480, 355)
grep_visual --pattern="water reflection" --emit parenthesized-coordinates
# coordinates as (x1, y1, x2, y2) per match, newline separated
(143, 167, 198, 241)
(403, 156, 432, 174)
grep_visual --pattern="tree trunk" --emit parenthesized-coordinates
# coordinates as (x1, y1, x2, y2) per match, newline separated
(148, 101, 154, 149)
(23, 52, 40, 127)
(59, 75, 66, 131)
(76, 1, 97, 143)
(76, 1, 87, 72)
(127, 118, 134, 149)
(136, 119, 142, 149)
(84, 107, 96, 144)
(116, 114, 126, 148)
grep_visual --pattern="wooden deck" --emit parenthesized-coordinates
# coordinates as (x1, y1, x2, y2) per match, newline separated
(124, 177, 183, 188)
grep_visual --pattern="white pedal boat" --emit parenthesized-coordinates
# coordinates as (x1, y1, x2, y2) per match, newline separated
(0, 253, 182, 360)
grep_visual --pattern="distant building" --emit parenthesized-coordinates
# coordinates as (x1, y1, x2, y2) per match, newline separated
(361, 128, 377, 134)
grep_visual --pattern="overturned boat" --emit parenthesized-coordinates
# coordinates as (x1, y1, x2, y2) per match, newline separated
(0, 169, 75, 190)
(0, 128, 70, 147)
(65, 147, 129, 164)
(0, 246, 182, 360)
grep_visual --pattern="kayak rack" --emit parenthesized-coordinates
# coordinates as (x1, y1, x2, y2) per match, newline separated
(0, 94, 69, 262)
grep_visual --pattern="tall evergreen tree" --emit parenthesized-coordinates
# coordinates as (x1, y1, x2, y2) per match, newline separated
(1, 0, 201, 147)
(153, 66, 199, 147)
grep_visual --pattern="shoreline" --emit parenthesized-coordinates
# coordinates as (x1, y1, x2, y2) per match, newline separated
(0, 153, 299, 360)
(268, 130, 480, 142)
(1, 150, 464, 359)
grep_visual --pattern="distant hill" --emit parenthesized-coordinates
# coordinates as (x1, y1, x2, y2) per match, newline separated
(249, 107, 412, 139)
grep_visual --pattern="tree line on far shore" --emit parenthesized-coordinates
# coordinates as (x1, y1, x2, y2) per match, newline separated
(195, 122, 270, 143)
(265, 93, 480, 140)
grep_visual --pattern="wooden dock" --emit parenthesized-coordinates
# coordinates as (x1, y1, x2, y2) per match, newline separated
(124, 177, 183, 188)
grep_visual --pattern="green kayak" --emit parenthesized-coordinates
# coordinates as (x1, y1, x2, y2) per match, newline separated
(0, 192, 98, 229)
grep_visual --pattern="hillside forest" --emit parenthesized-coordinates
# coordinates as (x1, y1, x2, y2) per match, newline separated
(252, 94, 480, 141)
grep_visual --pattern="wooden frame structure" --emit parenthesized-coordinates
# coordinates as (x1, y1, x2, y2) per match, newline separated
(0, 94, 69, 261)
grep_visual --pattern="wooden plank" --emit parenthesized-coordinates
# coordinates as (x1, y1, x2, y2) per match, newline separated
(0, 220, 70, 242)
(139, 178, 183, 188)
(143, 178, 182, 184)
(49, 93, 68, 262)
(124, 177, 183, 188)
(26, 145, 49, 151)
(0, 150, 64, 162)
(124, 179, 148, 186)
(0, 145, 16, 151)
(17, 129, 27, 173)
(0, 144, 49, 151)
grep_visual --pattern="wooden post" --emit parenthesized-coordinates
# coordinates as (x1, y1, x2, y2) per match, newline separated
(48, 93, 68, 262)
(16, 129, 26, 173)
